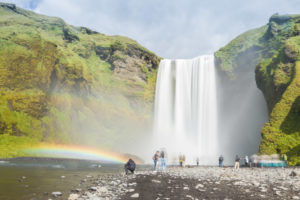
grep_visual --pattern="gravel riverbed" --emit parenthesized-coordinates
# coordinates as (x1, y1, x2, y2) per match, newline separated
(68, 167, 300, 200)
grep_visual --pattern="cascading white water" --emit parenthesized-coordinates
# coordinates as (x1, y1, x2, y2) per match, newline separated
(153, 55, 218, 165)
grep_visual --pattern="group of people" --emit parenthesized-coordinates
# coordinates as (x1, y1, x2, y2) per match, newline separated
(153, 149, 167, 171)
(124, 152, 289, 175)
(218, 155, 248, 169)
(218, 154, 288, 169)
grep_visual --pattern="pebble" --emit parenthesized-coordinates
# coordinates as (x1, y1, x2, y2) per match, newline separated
(89, 187, 97, 191)
(152, 179, 161, 183)
(131, 193, 139, 198)
(98, 187, 108, 193)
(252, 181, 260, 187)
(275, 191, 281, 196)
(68, 193, 79, 200)
(290, 171, 298, 177)
(51, 191, 62, 197)
(195, 183, 204, 189)
(293, 196, 300, 200)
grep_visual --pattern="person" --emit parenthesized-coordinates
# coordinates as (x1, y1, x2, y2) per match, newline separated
(159, 149, 166, 171)
(179, 154, 183, 167)
(234, 155, 240, 169)
(152, 151, 159, 171)
(283, 154, 288, 166)
(219, 155, 224, 167)
(124, 159, 136, 175)
(182, 154, 186, 168)
(196, 157, 199, 166)
(245, 155, 249, 167)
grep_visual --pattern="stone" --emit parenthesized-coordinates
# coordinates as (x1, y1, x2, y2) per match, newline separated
(234, 181, 246, 186)
(260, 194, 266, 198)
(186, 195, 194, 199)
(51, 192, 62, 197)
(98, 186, 108, 193)
(290, 171, 298, 177)
(152, 179, 161, 183)
(183, 186, 189, 190)
(195, 184, 204, 189)
(89, 187, 97, 191)
(128, 189, 135, 192)
(131, 193, 139, 198)
(278, 186, 288, 191)
(71, 188, 81, 193)
(252, 181, 260, 187)
(293, 196, 300, 200)
(275, 191, 281, 196)
(68, 193, 79, 200)
(61, 176, 65, 179)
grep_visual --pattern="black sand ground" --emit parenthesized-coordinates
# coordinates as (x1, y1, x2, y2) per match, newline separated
(121, 173, 282, 200)
(70, 166, 300, 200)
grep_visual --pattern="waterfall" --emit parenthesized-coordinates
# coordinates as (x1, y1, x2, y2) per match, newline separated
(153, 55, 218, 165)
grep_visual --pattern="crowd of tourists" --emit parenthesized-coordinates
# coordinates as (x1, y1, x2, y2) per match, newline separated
(124, 150, 289, 175)
(219, 153, 288, 169)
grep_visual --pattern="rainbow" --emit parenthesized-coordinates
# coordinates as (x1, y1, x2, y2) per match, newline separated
(23, 144, 127, 163)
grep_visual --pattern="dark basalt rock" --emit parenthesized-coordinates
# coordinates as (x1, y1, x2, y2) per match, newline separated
(0, 3, 17, 12)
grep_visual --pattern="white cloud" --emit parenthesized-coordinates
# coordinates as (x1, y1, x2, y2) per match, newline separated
(2, 0, 300, 58)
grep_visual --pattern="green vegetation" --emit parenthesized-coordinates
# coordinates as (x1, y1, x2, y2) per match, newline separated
(0, 3, 160, 156)
(215, 13, 300, 165)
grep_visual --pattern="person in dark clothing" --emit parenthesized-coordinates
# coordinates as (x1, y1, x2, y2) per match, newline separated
(153, 151, 159, 171)
(234, 155, 240, 169)
(179, 154, 183, 167)
(219, 155, 224, 167)
(124, 159, 136, 175)
(159, 149, 167, 171)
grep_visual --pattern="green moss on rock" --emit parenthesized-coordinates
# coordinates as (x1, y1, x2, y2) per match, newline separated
(215, 13, 300, 165)
(0, 3, 160, 156)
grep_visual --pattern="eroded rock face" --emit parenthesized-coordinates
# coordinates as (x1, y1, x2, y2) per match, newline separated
(95, 42, 160, 84)
(0, 3, 17, 12)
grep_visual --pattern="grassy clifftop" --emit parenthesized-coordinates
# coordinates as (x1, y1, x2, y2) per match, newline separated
(215, 14, 300, 165)
(0, 3, 161, 157)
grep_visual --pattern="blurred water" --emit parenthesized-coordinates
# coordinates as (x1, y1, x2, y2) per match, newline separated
(0, 158, 125, 200)
(154, 55, 218, 165)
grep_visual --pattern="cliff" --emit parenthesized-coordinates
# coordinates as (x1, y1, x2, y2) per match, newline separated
(0, 3, 160, 157)
(215, 14, 300, 165)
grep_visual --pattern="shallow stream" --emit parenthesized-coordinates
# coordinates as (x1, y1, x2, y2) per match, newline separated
(0, 158, 125, 200)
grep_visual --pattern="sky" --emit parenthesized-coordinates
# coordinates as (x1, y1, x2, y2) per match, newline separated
(2, 0, 300, 59)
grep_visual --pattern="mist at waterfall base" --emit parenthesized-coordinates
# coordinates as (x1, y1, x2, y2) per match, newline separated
(152, 55, 269, 165)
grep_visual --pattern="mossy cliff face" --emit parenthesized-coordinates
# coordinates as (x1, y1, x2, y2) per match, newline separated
(215, 14, 300, 165)
(0, 3, 160, 157)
